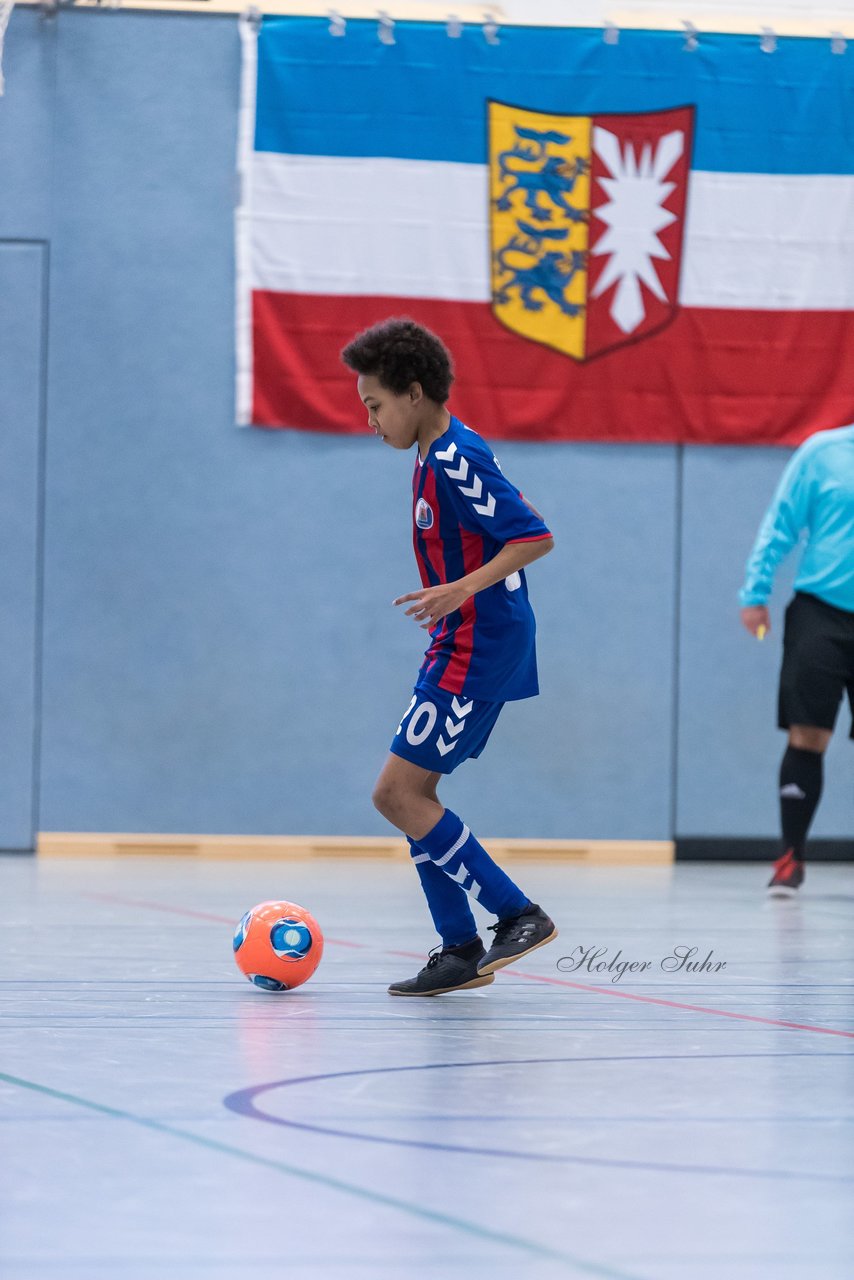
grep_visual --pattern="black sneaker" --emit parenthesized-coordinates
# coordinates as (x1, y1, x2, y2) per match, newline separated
(477, 903, 558, 975)
(767, 850, 805, 897)
(388, 940, 495, 997)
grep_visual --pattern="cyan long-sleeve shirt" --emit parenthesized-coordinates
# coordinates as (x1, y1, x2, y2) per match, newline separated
(740, 424, 854, 611)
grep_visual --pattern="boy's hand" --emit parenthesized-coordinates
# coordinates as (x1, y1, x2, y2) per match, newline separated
(394, 583, 468, 629)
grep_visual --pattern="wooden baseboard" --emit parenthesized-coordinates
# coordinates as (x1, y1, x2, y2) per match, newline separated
(37, 832, 673, 864)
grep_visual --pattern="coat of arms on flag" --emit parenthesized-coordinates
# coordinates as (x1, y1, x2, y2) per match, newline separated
(489, 104, 694, 360)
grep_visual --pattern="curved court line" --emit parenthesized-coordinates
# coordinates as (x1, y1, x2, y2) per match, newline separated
(0, 1070, 639, 1280)
(80, 893, 854, 1040)
(224, 1052, 854, 1184)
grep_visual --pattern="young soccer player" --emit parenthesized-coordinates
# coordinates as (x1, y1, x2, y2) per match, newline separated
(341, 317, 558, 996)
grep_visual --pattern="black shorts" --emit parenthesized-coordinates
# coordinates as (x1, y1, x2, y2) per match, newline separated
(779, 592, 854, 738)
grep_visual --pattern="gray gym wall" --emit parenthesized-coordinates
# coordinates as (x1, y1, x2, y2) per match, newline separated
(0, 9, 850, 847)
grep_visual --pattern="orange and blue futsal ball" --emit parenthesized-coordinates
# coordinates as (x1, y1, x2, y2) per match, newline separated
(232, 900, 324, 991)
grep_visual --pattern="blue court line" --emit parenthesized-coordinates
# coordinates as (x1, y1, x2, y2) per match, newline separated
(0, 1259, 529, 1271)
(225, 1052, 854, 1184)
(261, 1114, 854, 1125)
(0, 1070, 641, 1280)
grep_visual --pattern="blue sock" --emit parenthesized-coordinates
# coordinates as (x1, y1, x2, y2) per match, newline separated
(407, 838, 479, 948)
(416, 809, 529, 921)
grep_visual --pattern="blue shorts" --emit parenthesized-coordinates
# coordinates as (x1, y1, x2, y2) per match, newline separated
(390, 683, 504, 775)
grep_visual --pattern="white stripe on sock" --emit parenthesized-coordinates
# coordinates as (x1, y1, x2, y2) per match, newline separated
(411, 852, 431, 865)
(435, 824, 470, 867)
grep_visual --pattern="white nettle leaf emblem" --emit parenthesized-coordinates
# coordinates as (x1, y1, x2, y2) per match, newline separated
(591, 128, 685, 334)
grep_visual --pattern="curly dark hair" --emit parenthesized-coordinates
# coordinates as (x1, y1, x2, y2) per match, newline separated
(340, 317, 454, 404)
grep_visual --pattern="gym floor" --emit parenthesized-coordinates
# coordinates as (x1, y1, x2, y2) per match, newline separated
(2, 854, 852, 1280)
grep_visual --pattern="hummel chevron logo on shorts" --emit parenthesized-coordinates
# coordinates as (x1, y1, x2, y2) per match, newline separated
(437, 696, 474, 756)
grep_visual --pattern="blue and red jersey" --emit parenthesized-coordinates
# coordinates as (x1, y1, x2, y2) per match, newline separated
(412, 416, 552, 702)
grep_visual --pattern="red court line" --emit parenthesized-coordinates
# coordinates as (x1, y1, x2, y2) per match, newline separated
(82, 893, 853, 1039)
(511, 970, 854, 1040)
(83, 893, 367, 949)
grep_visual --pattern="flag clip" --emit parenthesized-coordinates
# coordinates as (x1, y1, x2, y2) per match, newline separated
(378, 11, 395, 45)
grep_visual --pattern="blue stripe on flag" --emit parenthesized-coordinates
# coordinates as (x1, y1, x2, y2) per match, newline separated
(254, 19, 854, 175)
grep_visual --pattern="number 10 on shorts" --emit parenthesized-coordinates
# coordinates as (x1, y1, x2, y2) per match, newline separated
(391, 687, 500, 774)
(397, 695, 437, 746)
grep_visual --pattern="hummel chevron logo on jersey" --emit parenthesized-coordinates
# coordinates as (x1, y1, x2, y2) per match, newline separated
(435, 442, 497, 518)
(451, 697, 473, 717)
(473, 493, 496, 517)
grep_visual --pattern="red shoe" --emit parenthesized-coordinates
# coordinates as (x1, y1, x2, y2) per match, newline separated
(767, 850, 805, 897)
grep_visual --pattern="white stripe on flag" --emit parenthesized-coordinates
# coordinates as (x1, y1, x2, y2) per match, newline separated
(681, 172, 854, 309)
(248, 153, 854, 311)
(235, 15, 260, 426)
(250, 154, 488, 302)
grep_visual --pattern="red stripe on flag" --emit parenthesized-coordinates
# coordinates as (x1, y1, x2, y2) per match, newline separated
(252, 291, 854, 445)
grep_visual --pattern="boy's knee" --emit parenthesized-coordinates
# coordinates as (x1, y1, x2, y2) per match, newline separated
(372, 777, 400, 822)
(788, 725, 831, 753)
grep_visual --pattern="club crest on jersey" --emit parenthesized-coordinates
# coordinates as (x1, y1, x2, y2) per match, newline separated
(415, 498, 434, 529)
(488, 102, 694, 361)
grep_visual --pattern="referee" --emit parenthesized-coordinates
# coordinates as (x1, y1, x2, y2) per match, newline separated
(740, 423, 854, 895)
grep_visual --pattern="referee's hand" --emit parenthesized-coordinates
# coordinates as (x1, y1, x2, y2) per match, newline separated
(741, 605, 770, 638)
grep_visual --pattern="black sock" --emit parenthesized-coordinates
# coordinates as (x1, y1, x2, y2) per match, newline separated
(779, 746, 823, 860)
